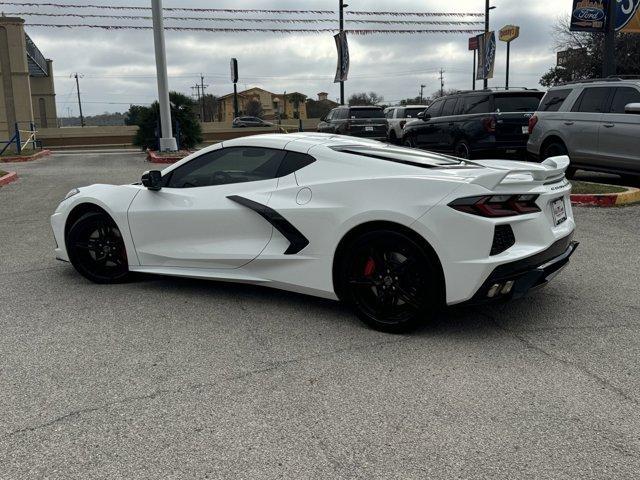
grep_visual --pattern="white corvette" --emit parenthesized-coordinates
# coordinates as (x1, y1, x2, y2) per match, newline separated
(51, 133, 577, 332)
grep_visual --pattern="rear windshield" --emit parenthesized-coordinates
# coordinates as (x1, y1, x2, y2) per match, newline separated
(404, 107, 426, 118)
(494, 94, 542, 113)
(331, 144, 465, 167)
(539, 89, 572, 112)
(349, 108, 385, 119)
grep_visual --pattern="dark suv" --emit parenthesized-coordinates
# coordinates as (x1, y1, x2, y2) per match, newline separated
(402, 89, 544, 159)
(317, 106, 388, 140)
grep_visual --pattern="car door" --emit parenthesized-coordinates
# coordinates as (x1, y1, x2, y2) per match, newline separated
(128, 145, 285, 269)
(565, 87, 613, 166)
(597, 86, 640, 173)
(434, 97, 459, 151)
(413, 99, 444, 149)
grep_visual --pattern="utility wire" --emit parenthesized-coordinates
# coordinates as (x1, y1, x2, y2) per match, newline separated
(0, 2, 483, 17)
(24, 23, 484, 34)
(4, 11, 484, 25)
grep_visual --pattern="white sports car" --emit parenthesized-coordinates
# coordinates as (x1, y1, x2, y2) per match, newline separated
(51, 133, 578, 332)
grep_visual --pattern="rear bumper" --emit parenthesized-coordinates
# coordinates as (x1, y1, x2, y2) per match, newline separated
(461, 236, 578, 305)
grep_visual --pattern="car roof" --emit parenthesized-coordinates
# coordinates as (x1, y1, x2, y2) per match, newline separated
(550, 78, 640, 89)
(345, 105, 383, 110)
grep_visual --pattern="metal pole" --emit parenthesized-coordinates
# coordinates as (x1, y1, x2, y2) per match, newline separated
(151, 0, 177, 151)
(339, 0, 345, 105)
(233, 83, 239, 118)
(603, 0, 617, 77)
(472, 50, 476, 91)
(74, 73, 85, 127)
(505, 41, 510, 90)
(484, 0, 490, 90)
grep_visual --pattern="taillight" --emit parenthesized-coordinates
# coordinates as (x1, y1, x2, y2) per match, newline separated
(481, 116, 497, 133)
(528, 115, 538, 135)
(449, 194, 540, 218)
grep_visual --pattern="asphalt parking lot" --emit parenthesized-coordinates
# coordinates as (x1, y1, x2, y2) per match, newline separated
(1, 151, 639, 479)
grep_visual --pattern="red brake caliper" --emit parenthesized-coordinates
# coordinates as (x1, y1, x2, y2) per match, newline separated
(364, 257, 376, 277)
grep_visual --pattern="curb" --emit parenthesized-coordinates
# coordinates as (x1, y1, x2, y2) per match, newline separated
(0, 149, 51, 163)
(147, 149, 190, 164)
(0, 171, 18, 187)
(571, 186, 640, 207)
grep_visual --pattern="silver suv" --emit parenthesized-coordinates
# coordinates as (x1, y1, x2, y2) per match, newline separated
(527, 78, 640, 177)
(384, 105, 428, 144)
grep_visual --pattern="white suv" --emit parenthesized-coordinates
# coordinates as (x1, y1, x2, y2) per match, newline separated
(384, 105, 428, 144)
(527, 78, 640, 178)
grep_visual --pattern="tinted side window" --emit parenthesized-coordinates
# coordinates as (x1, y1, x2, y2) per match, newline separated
(572, 87, 612, 113)
(609, 87, 640, 113)
(384, 109, 394, 119)
(167, 147, 285, 188)
(539, 89, 572, 112)
(459, 95, 491, 114)
(336, 109, 349, 120)
(324, 110, 334, 121)
(277, 152, 316, 177)
(427, 100, 444, 117)
(493, 94, 543, 112)
(441, 98, 458, 117)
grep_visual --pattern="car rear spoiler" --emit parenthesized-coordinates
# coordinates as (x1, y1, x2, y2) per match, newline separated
(470, 155, 570, 191)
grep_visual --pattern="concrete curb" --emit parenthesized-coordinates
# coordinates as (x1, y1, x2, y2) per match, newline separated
(147, 149, 191, 164)
(0, 149, 51, 163)
(571, 186, 640, 207)
(0, 171, 18, 187)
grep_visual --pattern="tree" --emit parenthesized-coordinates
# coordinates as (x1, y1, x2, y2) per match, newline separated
(306, 98, 337, 119)
(540, 18, 640, 86)
(348, 91, 384, 106)
(124, 105, 147, 126)
(132, 91, 203, 150)
(245, 99, 264, 118)
(288, 92, 307, 119)
(430, 88, 459, 100)
(201, 94, 218, 123)
(400, 96, 428, 106)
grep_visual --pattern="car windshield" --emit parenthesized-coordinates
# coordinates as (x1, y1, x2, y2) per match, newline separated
(331, 144, 471, 168)
(349, 108, 385, 119)
(494, 94, 542, 112)
(404, 108, 426, 118)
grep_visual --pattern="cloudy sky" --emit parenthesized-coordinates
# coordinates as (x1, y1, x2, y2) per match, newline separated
(11, 0, 573, 116)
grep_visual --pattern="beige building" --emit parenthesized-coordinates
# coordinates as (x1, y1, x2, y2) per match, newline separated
(0, 16, 57, 147)
(217, 87, 308, 122)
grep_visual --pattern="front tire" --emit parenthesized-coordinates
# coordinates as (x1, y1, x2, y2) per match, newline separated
(403, 134, 416, 148)
(66, 211, 130, 284)
(338, 230, 440, 333)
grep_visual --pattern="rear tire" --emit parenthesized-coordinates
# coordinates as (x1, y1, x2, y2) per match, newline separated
(338, 230, 440, 333)
(66, 212, 130, 284)
(453, 139, 472, 160)
(542, 140, 568, 160)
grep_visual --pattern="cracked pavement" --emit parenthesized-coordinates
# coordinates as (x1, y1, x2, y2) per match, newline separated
(1, 151, 639, 479)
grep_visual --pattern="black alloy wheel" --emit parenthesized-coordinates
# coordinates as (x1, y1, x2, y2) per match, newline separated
(66, 212, 130, 284)
(340, 230, 439, 333)
(453, 140, 472, 160)
(542, 141, 567, 160)
(403, 135, 417, 148)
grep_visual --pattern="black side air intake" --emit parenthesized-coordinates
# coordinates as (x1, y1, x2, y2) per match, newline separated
(490, 225, 515, 256)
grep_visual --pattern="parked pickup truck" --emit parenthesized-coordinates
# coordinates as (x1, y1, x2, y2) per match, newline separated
(384, 105, 428, 144)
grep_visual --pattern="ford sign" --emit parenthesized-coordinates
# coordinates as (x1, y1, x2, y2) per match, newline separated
(616, 0, 640, 32)
(570, 0, 608, 32)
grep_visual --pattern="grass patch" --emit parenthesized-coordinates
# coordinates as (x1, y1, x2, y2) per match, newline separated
(0, 170, 7, 177)
(150, 150, 191, 158)
(571, 181, 627, 195)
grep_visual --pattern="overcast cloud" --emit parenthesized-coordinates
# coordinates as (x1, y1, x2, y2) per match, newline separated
(12, 0, 573, 116)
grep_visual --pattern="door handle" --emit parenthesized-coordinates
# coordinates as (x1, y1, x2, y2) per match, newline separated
(603, 123, 615, 128)
(563, 121, 574, 126)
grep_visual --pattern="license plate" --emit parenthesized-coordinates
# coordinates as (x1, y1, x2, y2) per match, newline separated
(365, 126, 374, 131)
(552, 198, 567, 226)
(522, 126, 529, 134)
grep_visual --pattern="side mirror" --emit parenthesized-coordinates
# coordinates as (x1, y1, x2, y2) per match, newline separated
(141, 170, 163, 191)
(625, 103, 640, 114)
(421, 113, 431, 122)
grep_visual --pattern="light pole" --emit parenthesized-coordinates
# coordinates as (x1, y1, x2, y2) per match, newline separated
(151, 0, 177, 151)
(603, 0, 617, 77)
(339, 0, 347, 105)
(484, 0, 490, 90)
(420, 84, 426, 104)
